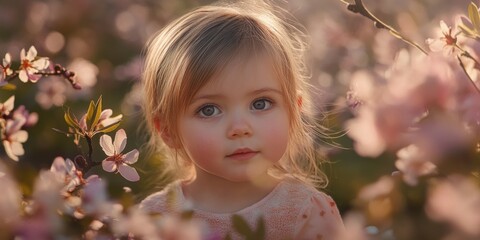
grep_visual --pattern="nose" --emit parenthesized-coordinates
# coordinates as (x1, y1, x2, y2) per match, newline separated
(227, 113, 252, 139)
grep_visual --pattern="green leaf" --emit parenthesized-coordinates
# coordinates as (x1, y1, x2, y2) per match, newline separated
(95, 121, 121, 135)
(232, 214, 253, 238)
(64, 108, 79, 129)
(85, 100, 95, 130)
(468, 2, 480, 33)
(91, 96, 103, 130)
(459, 22, 480, 39)
(253, 216, 265, 240)
(180, 209, 194, 220)
(0, 83, 16, 91)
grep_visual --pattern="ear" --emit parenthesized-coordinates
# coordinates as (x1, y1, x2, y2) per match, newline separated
(154, 118, 180, 149)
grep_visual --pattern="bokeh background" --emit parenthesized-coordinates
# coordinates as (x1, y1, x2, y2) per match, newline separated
(0, 0, 473, 214)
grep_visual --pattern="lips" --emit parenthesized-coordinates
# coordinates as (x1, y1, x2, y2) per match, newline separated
(226, 148, 258, 160)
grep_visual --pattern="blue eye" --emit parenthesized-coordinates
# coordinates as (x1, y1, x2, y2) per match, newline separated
(251, 99, 272, 110)
(197, 105, 221, 117)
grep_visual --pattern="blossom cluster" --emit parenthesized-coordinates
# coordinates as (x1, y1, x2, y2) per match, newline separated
(0, 46, 167, 239)
(341, 1, 480, 239)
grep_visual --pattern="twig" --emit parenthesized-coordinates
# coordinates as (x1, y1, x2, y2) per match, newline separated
(457, 55, 480, 95)
(341, 0, 429, 55)
(4, 64, 81, 89)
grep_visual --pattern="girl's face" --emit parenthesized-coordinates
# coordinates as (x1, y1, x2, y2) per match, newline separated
(178, 54, 290, 183)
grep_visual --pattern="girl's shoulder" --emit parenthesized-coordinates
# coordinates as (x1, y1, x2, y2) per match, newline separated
(138, 181, 184, 214)
(277, 177, 345, 239)
(276, 176, 333, 203)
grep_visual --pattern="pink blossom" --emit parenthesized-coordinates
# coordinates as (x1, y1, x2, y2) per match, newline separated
(426, 175, 480, 236)
(0, 53, 13, 86)
(345, 106, 386, 157)
(394, 144, 436, 186)
(97, 109, 122, 129)
(111, 207, 160, 240)
(18, 46, 49, 83)
(426, 20, 460, 55)
(358, 176, 395, 201)
(12, 105, 38, 127)
(78, 109, 122, 132)
(81, 176, 123, 219)
(28, 171, 64, 235)
(0, 165, 21, 225)
(334, 212, 369, 240)
(112, 208, 206, 240)
(100, 129, 139, 181)
(50, 156, 82, 192)
(35, 79, 67, 109)
(2, 117, 28, 161)
(0, 95, 14, 116)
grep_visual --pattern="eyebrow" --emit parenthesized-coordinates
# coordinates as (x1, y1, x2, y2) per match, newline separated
(192, 87, 283, 102)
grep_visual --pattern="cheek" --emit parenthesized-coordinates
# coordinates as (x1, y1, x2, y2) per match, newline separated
(259, 112, 290, 160)
(179, 120, 223, 161)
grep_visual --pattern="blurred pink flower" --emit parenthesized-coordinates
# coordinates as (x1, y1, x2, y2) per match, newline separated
(0, 165, 21, 225)
(2, 117, 28, 161)
(395, 144, 436, 186)
(67, 58, 98, 88)
(358, 176, 395, 201)
(66, 58, 98, 98)
(50, 156, 82, 192)
(12, 105, 38, 128)
(35, 79, 67, 109)
(0, 95, 14, 116)
(0, 53, 13, 86)
(81, 176, 123, 218)
(426, 20, 460, 55)
(28, 171, 64, 235)
(426, 175, 480, 236)
(112, 207, 206, 240)
(345, 106, 386, 157)
(18, 46, 49, 83)
(100, 129, 139, 182)
(111, 207, 160, 240)
(334, 212, 368, 240)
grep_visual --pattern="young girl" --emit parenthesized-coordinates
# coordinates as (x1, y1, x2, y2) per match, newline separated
(140, 1, 344, 239)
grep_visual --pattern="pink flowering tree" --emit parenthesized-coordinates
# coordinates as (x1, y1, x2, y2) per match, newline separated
(0, 46, 211, 239)
(335, 0, 480, 239)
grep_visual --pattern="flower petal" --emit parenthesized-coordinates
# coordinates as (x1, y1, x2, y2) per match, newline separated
(99, 109, 113, 121)
(27, 46, 37, 60)
(118, 164, 140, 182)
(99, 114, 122, 128)
(3, 140, 18, 161)
(18, 70, 28, 83)
(426, 39, 445, 52)
(27, 71, 41, 82)
(20, 48, 26, 60)
(50, 156, 67, 173)
(114, 129, 127, 153)
(11, 130, 28, 143)
(440, 20, 449, 35)
(102, 159, 116, 172)
(10, 142, 25, 156)
(99, 134, 115, 156)
(122, 149, 139, 164)
(65, 158, 77, 175)
(4, 53, 11, 64)
(32, 58, 49, 70)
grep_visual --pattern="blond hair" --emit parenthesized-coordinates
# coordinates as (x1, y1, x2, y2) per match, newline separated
(142, 1, 328, 188)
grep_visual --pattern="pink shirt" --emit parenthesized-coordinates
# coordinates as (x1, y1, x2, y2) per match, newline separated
(140, 177, 344, 240)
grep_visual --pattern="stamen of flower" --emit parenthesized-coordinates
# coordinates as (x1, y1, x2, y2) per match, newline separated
(22, 59, 31, 69)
